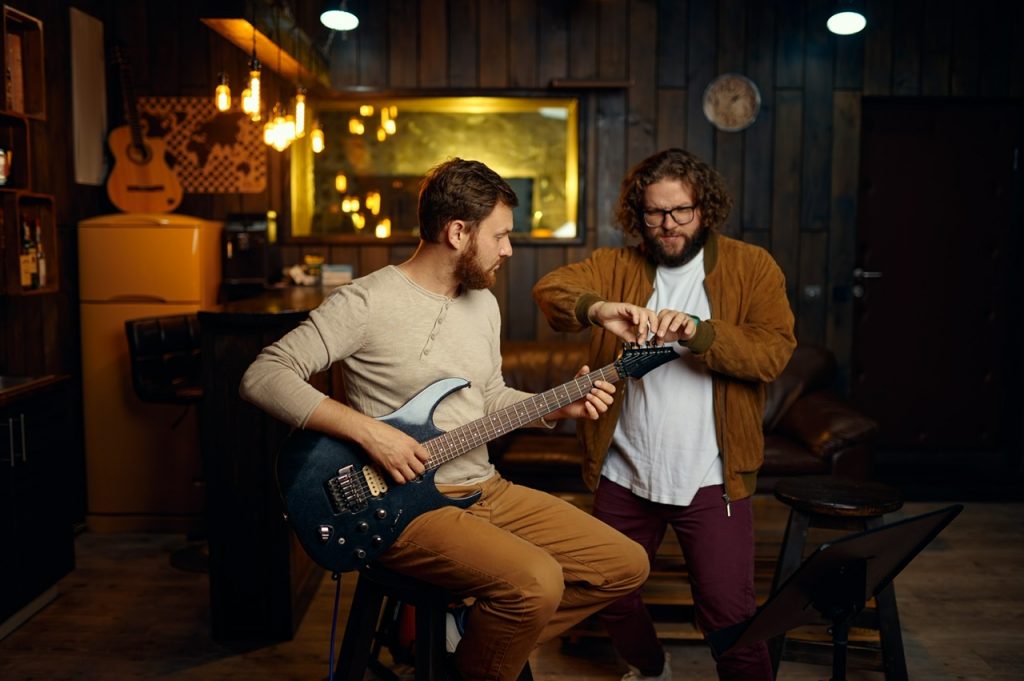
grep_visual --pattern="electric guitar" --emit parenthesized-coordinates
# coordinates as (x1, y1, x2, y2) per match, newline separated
(106, 45, 183, 213)
(277, 344, 679, 574)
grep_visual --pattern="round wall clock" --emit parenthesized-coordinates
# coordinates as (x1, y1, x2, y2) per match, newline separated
(702, 73, 762, 132)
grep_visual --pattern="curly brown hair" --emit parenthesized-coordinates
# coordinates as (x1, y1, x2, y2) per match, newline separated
(615, 148, 732, 239)
(418, 158, 518, 243)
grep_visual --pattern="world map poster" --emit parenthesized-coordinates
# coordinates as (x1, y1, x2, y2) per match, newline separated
(137, 96, 266, 193)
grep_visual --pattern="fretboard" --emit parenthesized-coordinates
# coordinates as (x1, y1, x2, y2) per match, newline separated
(422, 361, 621, 469)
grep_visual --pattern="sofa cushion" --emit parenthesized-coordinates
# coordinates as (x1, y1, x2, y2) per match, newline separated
(762, 345, 837, 432)
(500, 340, 589, 437)
(761, 434, 831, 476)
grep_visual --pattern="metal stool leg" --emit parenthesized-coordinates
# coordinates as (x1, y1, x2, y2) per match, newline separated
(865, 517, 908, 681)
(768, 508, 810, 677)
(334, 575, 388, 681)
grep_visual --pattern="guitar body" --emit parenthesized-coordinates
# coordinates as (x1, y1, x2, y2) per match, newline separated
(276, 377, 481, 574)
(106, 125, 183, 213)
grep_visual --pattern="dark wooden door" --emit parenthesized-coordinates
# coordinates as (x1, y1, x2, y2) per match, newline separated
(852, 99, 1023, 453)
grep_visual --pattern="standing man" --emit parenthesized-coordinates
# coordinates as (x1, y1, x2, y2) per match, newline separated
(240, 158, 649, 681)
(533, 148, 796, 681)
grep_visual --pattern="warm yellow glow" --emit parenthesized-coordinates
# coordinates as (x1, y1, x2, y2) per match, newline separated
(376, 127, 386, 142)
(335, 173, 348, 192)
(246, 68, 261, 120)
(266, 210, 277, 242)
(389, 105, 398, 119)
(351, 213, 366, 230)
(365, 191, 381, 215)
(311, 123, 325, 153)
(294, 92, 306, 137)
(349, 117, 365, 135)
(341, 196, 361, 213)
(383, 118, 396, 135)
(359, 105, 374, 117)
(262, 119, 274, 145)
(215, 83, 231, 112)
(375, 218, 392, 239)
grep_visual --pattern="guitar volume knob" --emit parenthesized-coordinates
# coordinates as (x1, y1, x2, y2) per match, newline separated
(356, 521, 369, 533)
(354, 548, 367, 560)
(371, 535, 383, 547)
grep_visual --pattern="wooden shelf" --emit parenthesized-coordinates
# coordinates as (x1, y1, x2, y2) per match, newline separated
(1, 190, 58, 295)
(1, 6, 46, 120)
(0, 110, 28, 189)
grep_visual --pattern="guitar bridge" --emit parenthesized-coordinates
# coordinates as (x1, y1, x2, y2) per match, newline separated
(324, 463, 388, 515)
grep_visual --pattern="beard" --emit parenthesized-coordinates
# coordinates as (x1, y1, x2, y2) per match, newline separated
(454, 235, 500, 290)
(641, 223, 710, 268)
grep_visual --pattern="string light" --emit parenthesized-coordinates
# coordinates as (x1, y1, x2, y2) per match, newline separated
(214, 72, 231, 112)
(311, 120, 325, 153)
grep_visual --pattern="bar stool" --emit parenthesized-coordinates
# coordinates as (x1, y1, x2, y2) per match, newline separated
(768, 475, 907, 681)
(333, 566, 534, 681)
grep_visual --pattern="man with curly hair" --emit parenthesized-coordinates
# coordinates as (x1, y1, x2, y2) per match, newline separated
(534, 148, 796, 681)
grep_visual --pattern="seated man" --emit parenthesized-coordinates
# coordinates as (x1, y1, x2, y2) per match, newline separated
(240, 157, 649, 681)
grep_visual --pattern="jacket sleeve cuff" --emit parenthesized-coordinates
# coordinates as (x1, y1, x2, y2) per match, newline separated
(681, 319, 715, 354)
(575, 293, 605, 327)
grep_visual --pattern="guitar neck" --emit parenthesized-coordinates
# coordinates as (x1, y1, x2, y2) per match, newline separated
(114, 47, 145, 149)
(422, 362, 621, 470)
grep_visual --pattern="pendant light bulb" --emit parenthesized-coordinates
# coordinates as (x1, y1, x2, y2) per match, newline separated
(214, 73, 231, 112)
(294, 91, 307, 137)
(311, 121, 325, 153)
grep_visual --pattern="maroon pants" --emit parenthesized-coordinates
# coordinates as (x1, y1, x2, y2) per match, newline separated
(593, 478, 772, 681)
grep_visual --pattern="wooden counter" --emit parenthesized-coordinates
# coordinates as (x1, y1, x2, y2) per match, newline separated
(197, 287, 330, 642)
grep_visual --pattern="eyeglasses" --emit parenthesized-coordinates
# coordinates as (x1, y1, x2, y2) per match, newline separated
(642, 205, 697, 228)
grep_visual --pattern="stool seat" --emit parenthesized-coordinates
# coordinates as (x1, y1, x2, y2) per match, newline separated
(774, 475, 903, 518)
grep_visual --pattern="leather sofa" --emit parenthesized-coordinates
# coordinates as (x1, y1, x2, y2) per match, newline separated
(493, 341, 879, 493)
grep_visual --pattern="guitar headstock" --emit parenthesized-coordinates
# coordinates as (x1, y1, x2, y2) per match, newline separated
(616, 343, 680, 379)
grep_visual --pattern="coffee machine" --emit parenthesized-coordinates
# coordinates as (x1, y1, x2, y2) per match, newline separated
(220, 212, 281, 300)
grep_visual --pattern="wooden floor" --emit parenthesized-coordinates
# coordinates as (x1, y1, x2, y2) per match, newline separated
(1, 496, 1022, 681)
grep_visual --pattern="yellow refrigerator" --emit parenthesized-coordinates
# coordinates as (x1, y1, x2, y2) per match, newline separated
(78, 213, 222, 532)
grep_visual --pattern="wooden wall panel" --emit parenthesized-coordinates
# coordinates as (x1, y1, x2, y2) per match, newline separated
(920, 0, 952, 96)
(8, 0, 1024, 407)
(389, 0, 420, 87)
(508, 0, 538, 87)
(537, 0, 568, 87)
(626, 0, 658, 167)
(478, 0, 509, 87)
(419, 0, 448, 87)
(684, 0, 715, 165)
(656, 0, 688, 88)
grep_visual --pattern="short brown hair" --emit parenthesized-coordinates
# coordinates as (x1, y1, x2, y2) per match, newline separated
(615, 148, 732, 238)
(418, 158, 518, 243)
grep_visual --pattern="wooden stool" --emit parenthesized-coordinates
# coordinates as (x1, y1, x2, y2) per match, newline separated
(332, 566, 534, 681)
(769, 475, 907, 681)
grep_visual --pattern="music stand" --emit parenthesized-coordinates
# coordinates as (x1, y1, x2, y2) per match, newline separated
(708, 504, 963, 681)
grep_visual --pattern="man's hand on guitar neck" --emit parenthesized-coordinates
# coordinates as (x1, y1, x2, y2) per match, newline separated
(542, 365, 616, 423)
(305, 398, 429, 484)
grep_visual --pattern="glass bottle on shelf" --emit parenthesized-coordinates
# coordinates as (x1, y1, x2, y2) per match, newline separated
(35, 218, 46, 288)
(19, 216, 38, 289)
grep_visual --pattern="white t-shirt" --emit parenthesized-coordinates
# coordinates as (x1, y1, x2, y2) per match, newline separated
(601, 249, 722, 505)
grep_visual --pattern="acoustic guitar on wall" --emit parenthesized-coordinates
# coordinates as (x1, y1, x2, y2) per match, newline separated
(106, 46, 183, 213)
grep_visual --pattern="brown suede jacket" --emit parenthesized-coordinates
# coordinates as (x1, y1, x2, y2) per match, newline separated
(533, 231, 796, 503)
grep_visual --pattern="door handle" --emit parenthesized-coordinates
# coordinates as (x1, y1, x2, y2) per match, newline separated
(853, 268, 883, 280)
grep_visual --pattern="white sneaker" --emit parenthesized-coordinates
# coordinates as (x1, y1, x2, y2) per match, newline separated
(445, 607, 468, 654)
(621, 651, 671, 681)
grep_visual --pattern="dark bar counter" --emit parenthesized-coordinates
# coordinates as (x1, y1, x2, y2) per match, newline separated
(197, 287, 330, 641)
